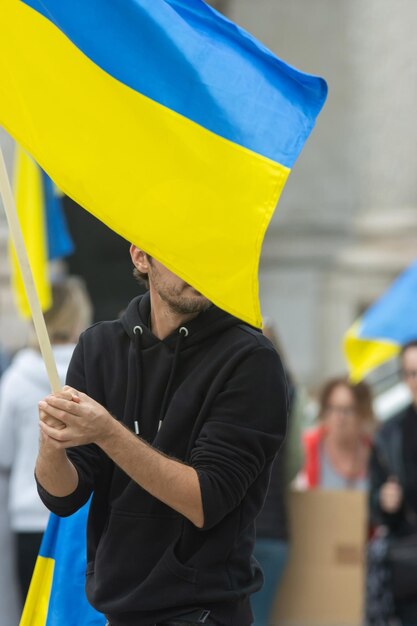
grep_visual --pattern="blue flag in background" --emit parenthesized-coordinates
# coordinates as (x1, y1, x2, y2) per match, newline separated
(42, 171, 74, 261)
(344, 258, 417, 381)
(20, 502, 105, 626)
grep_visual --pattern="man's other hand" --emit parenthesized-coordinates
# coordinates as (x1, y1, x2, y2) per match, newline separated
(38, 386, 113, 448)
(39, 388, 79, 430)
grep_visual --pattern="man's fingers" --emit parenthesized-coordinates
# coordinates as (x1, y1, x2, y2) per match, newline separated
(39, 420, 74, 443)
(39, 409, 66, 430)
(52, 390, 74, 401)
(39, 400, 76, 425)
(62, 386, 81, 402)
(43, 395, 81, 416)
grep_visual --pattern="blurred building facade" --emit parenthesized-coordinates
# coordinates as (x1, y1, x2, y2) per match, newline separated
(1, 0, 417, 388)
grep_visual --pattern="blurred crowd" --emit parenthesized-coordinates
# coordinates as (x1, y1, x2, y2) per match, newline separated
(1, 291, 417, 626)
(253, 324, 417, 626)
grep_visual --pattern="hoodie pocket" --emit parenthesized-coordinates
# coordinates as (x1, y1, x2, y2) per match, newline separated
(163, 544, 197, 584)
(89, 508, 198, 612)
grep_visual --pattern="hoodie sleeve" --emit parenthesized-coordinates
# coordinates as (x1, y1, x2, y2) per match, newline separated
(36, 334, 107, 516)
(190, 346, 287, 530)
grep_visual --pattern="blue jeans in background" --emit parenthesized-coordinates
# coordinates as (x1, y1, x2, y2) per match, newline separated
(251, 539, 290, 626)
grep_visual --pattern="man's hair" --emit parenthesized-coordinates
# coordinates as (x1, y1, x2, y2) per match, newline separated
(400, 339, 417, 359)
(133, 254, 152, 290)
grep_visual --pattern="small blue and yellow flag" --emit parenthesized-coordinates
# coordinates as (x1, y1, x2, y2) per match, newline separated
(10, 146, 74, 318)
(343, 259, 417, 382)
(20, 503, 105, 626)
(0, 0, 327, 327)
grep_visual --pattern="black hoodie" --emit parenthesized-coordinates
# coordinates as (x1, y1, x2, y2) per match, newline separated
(37, 293, 287, 626)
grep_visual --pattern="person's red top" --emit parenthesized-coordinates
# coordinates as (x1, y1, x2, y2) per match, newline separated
(301, 426, 371, 488)
(302, 426, 326, 488)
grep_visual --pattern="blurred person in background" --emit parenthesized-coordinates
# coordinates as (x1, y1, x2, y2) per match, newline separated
(0, 276, 92, 603)
(251, 321, 308, 626)
(368, 340, 417, 626)
(0, 343, 19, 626)
(0, 346, 10, 378)
(300, 377, 374, 490)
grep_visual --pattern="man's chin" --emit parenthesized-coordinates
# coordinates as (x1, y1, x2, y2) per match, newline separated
(172, 295, 211, 315)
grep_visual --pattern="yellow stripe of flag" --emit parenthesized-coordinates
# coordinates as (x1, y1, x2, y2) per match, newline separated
(20, 556, 55, 626)
(10, 146, 51, 318)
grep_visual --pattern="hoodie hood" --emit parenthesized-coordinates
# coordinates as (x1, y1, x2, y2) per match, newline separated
(120, 291, 243, 349)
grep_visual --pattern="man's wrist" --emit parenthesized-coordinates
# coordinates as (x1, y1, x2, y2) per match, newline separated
(39, 435, 67, 460)
(95, 414, 120, 449)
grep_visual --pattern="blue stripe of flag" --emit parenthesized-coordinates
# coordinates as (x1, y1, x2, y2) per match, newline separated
(42, 172, 74, 261)
(359, 258, 417, 345)
(21, 0, 327, 167)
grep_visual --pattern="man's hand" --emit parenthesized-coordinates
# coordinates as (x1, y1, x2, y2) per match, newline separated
(39, 388, 77, 430)
(39, 385, 114, 448)
(379, 477, 403, 513)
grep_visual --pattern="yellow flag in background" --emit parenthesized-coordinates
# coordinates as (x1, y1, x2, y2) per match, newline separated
(10, 146, 52, 318)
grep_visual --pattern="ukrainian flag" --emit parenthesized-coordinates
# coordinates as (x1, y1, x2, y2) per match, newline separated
(20, 503, 105, 626)
(344, 259, 417, 382)
(10, 146, 74, 318)
(0, 0, 327, 327)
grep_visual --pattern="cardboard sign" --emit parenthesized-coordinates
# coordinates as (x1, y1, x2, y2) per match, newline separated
(273, 490, 367, 626)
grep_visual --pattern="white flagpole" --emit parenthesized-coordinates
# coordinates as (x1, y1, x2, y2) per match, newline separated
(0, 145, 61, 392)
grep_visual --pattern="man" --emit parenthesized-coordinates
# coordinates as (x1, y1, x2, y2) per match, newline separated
(36, 247, 287, 626)
(369, 339, 417, 624)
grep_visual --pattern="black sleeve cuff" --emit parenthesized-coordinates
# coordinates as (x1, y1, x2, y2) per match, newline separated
(35, 466, 92, 518)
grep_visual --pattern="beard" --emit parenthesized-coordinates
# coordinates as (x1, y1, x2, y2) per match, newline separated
(158, 289, 211, 315)
(147, 257, 211, 316)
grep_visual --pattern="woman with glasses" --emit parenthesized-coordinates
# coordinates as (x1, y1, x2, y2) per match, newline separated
(300, 377, 374, 489)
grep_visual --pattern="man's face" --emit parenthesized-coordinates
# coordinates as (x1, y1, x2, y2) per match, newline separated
(401, 346, 417, 406)
(130, 246, 211, 316)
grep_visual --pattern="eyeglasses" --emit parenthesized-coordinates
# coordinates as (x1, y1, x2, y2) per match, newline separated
(401, 369, 417, 380)
(322, 405, 356, 418)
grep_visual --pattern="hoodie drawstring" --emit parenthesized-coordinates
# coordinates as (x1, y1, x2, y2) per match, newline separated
(132, 325, 188, 437)
(158, 326, 188, 432)
(133, 325, 143, 435)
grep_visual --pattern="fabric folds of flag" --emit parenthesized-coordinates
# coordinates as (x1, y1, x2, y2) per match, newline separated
(10, 146, 74, 318)
(20, 503, 105, 626)
(0, 0, 327, 326)
(343, 259, 417, 382)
